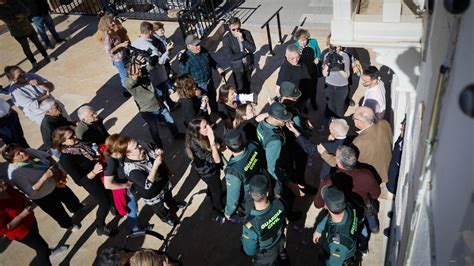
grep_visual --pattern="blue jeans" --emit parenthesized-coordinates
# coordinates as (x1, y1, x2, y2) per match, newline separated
(112, 58, 129, 92)
(31, 14, 60, 47)
(155, 81, 176, 109)
(125, 190, 140, 232)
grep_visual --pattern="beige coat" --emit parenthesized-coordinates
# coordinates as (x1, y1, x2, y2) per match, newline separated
(322, 119, 393, 182)
(353, 120, 393, 182)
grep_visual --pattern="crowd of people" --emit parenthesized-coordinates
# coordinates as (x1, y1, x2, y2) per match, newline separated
(0, 2, 406, 265)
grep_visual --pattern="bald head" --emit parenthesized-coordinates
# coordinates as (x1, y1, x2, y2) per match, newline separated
(329, 119, 349, 138)
(354, 106, 375, 129)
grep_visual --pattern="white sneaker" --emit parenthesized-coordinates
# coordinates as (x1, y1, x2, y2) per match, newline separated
(49, 245, 68, 260)
(70, 223, 81, 233)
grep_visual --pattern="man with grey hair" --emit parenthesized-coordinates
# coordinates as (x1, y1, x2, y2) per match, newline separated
(314, 145, 380, 209)
(75, 105, 109, 144)
(319, 106, 392, 184)
(276, 44, 315, 112)
(40, 98, 74, 156)
(287, 118, 353, 179)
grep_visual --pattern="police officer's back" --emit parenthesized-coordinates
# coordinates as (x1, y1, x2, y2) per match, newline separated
(224, 129, 267, 220)
(313, 186, 360, 266)
(242, 175, 287, 265)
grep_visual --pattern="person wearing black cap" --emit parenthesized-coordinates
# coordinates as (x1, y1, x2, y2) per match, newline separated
(223, 129, 268, 221)
(241, 174, 288, 265)
(313, 185, 361, 265)
(279, 81, 312, 187)
(256, 102, 304, 203)
(179, 34, 224, 112)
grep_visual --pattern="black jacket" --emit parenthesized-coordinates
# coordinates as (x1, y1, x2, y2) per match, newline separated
(22, 0, 50, 17)
(222, 29, 256, 72)
(40, 114, 74, 150)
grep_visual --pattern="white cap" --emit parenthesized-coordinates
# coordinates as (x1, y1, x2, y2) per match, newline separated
(0, 99, 11, 118)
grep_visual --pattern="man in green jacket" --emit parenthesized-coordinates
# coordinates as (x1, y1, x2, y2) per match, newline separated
(256, 102, 304, 214)
(241, 174, 288, 265)
(313, 185, 361, 266)
(223, 129, 268, 222)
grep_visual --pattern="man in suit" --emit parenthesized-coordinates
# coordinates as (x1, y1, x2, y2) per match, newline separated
(223, 17, 256, 94)
(319, 106, 392, 183)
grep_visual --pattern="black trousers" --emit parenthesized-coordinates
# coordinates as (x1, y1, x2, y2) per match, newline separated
(197, 79, 217, 112)
(17, 221, 51, 266)
(325, 84, 348, 118)
(81, 178, 110, 228)
(33, 186, 82, 229)
(140, 110, 180, 148)
(201, 171, 224, 214)
(149, 190, 178, 221)
(252, 237, 286, 266)
(14, 32, 48, 64)
(233, 67, 252, 94)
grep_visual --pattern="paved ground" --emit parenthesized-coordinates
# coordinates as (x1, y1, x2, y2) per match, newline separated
(231, 0, 333, 30)
(0, 14, 386, 266)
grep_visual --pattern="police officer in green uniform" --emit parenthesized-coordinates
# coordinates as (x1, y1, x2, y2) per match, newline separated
(313, 185, 360, 266)
(223, 129, 269, 221)
(278, 81, 312, 186)
(256, 102, 304, 215)
(242, 174, 288, 266)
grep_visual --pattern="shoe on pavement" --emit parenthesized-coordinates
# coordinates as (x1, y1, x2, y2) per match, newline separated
(70, 223, 81, 233)
(349, 99, 356, 106)
(44, 55, 57, 62)
(132, 224, 154, 233)
(214, 215, 226, 224)
(96, 226, 112, 236)
(175, 200, 187, 209)
(164, 218, 178, 226)
(55, 37, 66, 43)
(49, 245, 68, 260)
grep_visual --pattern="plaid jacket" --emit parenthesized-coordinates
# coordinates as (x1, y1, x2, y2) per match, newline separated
(178, 47, 219, 83)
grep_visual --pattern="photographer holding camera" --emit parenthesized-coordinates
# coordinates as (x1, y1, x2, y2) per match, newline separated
(124, 52, 184, 149)
(322, 44, 350, 119)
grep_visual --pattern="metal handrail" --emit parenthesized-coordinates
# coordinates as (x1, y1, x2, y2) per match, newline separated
(260, 6, 283, 55)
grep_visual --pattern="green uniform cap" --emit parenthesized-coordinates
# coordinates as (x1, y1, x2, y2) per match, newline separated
(321, 185, 346, 213)
(249, 174, 269, 195)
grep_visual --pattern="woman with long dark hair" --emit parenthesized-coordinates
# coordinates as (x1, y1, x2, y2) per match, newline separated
(52, 126, 112, 236)
(174, 74, 210, 127)
(233, 103, 268, 143)
(185, 118, 225, 222)
(217, 84, 238, 130)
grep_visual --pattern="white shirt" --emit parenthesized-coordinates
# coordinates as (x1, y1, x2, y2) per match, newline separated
(131, 36, 169, 85)
(9, 73, 54, 125)
(362, 80, 386, 115)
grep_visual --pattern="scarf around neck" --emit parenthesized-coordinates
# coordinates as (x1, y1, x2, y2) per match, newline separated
(61, 142, 96, 161)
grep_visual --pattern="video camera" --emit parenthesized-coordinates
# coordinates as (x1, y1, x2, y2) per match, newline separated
(324, 48, 345, 73)
(128, 46, 157, 77)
